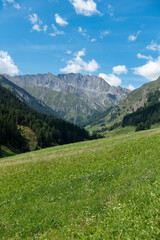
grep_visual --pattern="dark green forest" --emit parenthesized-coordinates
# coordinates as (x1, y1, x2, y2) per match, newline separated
(122, 101, 160, 131)
(122, 90, 160, 131)
(0, 85, 90, 157)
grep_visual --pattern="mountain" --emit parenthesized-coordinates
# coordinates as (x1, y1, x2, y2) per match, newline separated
(122, 101, 160, 130)
(0, 75, 60, 118)
(85, 76, 160, 132)
(122, 87, 160, 130)
(0, 84, 90, 157)
(4, 73, 130, 125)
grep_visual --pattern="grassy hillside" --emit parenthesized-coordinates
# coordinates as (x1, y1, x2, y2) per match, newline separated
(1, 128, 160, 239)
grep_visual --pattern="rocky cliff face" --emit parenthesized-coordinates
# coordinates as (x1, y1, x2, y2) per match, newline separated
(58, 73, 130, 104)
(5, 73, 130, 125)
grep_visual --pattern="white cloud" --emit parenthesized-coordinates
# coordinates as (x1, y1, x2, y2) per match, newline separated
(84, 59, 99, 72)
(49, 33, 56, 37)
(13, 3, 20, 9)
(107, 4, 114, 17)
(55, 14, 68, 27)
(99, 73, 121, 86)
(49, 24, 64, 37)
(29, 13, 39, 24)
(146, 40, 160, 51)
(69, 0, 100, 16)
(78, 27, 87, 36)
(60, 48, 99, 73)
(3, 0, 14, 3)
(137, 53, 152, 60)
(128, 35, 137, 42)
(43, 25, 48, 32)
(103, 30, 110, 36)
(127, 84, 135, 91)
(91, 38, 96, 42)
(133, 56, 160, 81)
(112, 65, 128, 75)
(32, 24, 41, 32)
(14, 3, 20, 9)
(100, 30, 110, 39)
(128, 31, 141, 42)
(66, 50, 72, 54)
(0, 51, 19, 75)
(98, 64, 127, 86)
(29, 13, 48, 32)
(78, 27, 83, 33)
(2, 0, 21, 9)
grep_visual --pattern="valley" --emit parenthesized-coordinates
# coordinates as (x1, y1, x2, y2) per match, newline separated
(0, 83, 90, 158)
(1, 1, 159, 239)
(5, 73, 130, 125)
(85, 77, 160, 133)
(2, 73, 160, 158)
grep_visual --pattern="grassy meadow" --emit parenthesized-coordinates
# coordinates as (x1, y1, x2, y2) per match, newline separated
(1, 128, 160, 239)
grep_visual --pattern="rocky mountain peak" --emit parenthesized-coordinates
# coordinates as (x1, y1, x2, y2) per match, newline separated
(4, 72, 130, 125)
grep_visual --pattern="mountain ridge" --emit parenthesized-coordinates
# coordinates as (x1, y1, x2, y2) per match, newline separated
(86, 76, 160, 132)
(0, 75, 60, 118)
(4, 73, 130, 125)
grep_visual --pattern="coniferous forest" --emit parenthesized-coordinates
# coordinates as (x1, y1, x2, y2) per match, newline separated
(0, 85, 90, 157)
(122, 102, 160, 131)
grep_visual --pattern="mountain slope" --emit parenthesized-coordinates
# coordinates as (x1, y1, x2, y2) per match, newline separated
(122, 101, 160, 130)
(0, 84, 90, 157)
(86, 76, 160, 132)
(24, 86, 97, 124)
(5, 73, 130, 125)
(0, 75, 60, 117)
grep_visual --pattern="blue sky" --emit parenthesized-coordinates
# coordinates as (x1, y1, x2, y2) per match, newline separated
(0, 0, 160, 89)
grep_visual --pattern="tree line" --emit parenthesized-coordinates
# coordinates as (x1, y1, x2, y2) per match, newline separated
(122, 102, 160, 131)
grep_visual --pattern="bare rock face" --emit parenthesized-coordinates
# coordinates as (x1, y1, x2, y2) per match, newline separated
(4, 73, 130, 125)
(57, 73, 111, 92)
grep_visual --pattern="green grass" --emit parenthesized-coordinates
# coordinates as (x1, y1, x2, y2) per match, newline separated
(1, 128, 160, 239)
(105, 126, 136, 137)
(85, 123, 102, 133)
(151, 123, 160, 129)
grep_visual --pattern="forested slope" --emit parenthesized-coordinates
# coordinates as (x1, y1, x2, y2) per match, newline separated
(0, 85, 90, 157)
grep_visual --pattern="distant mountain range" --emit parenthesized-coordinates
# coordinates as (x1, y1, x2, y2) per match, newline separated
(5, 73, 130, 125)
(2, 72, 160, 139)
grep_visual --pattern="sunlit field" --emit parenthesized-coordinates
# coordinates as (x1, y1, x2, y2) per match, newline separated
(1, 128, 160, 239)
